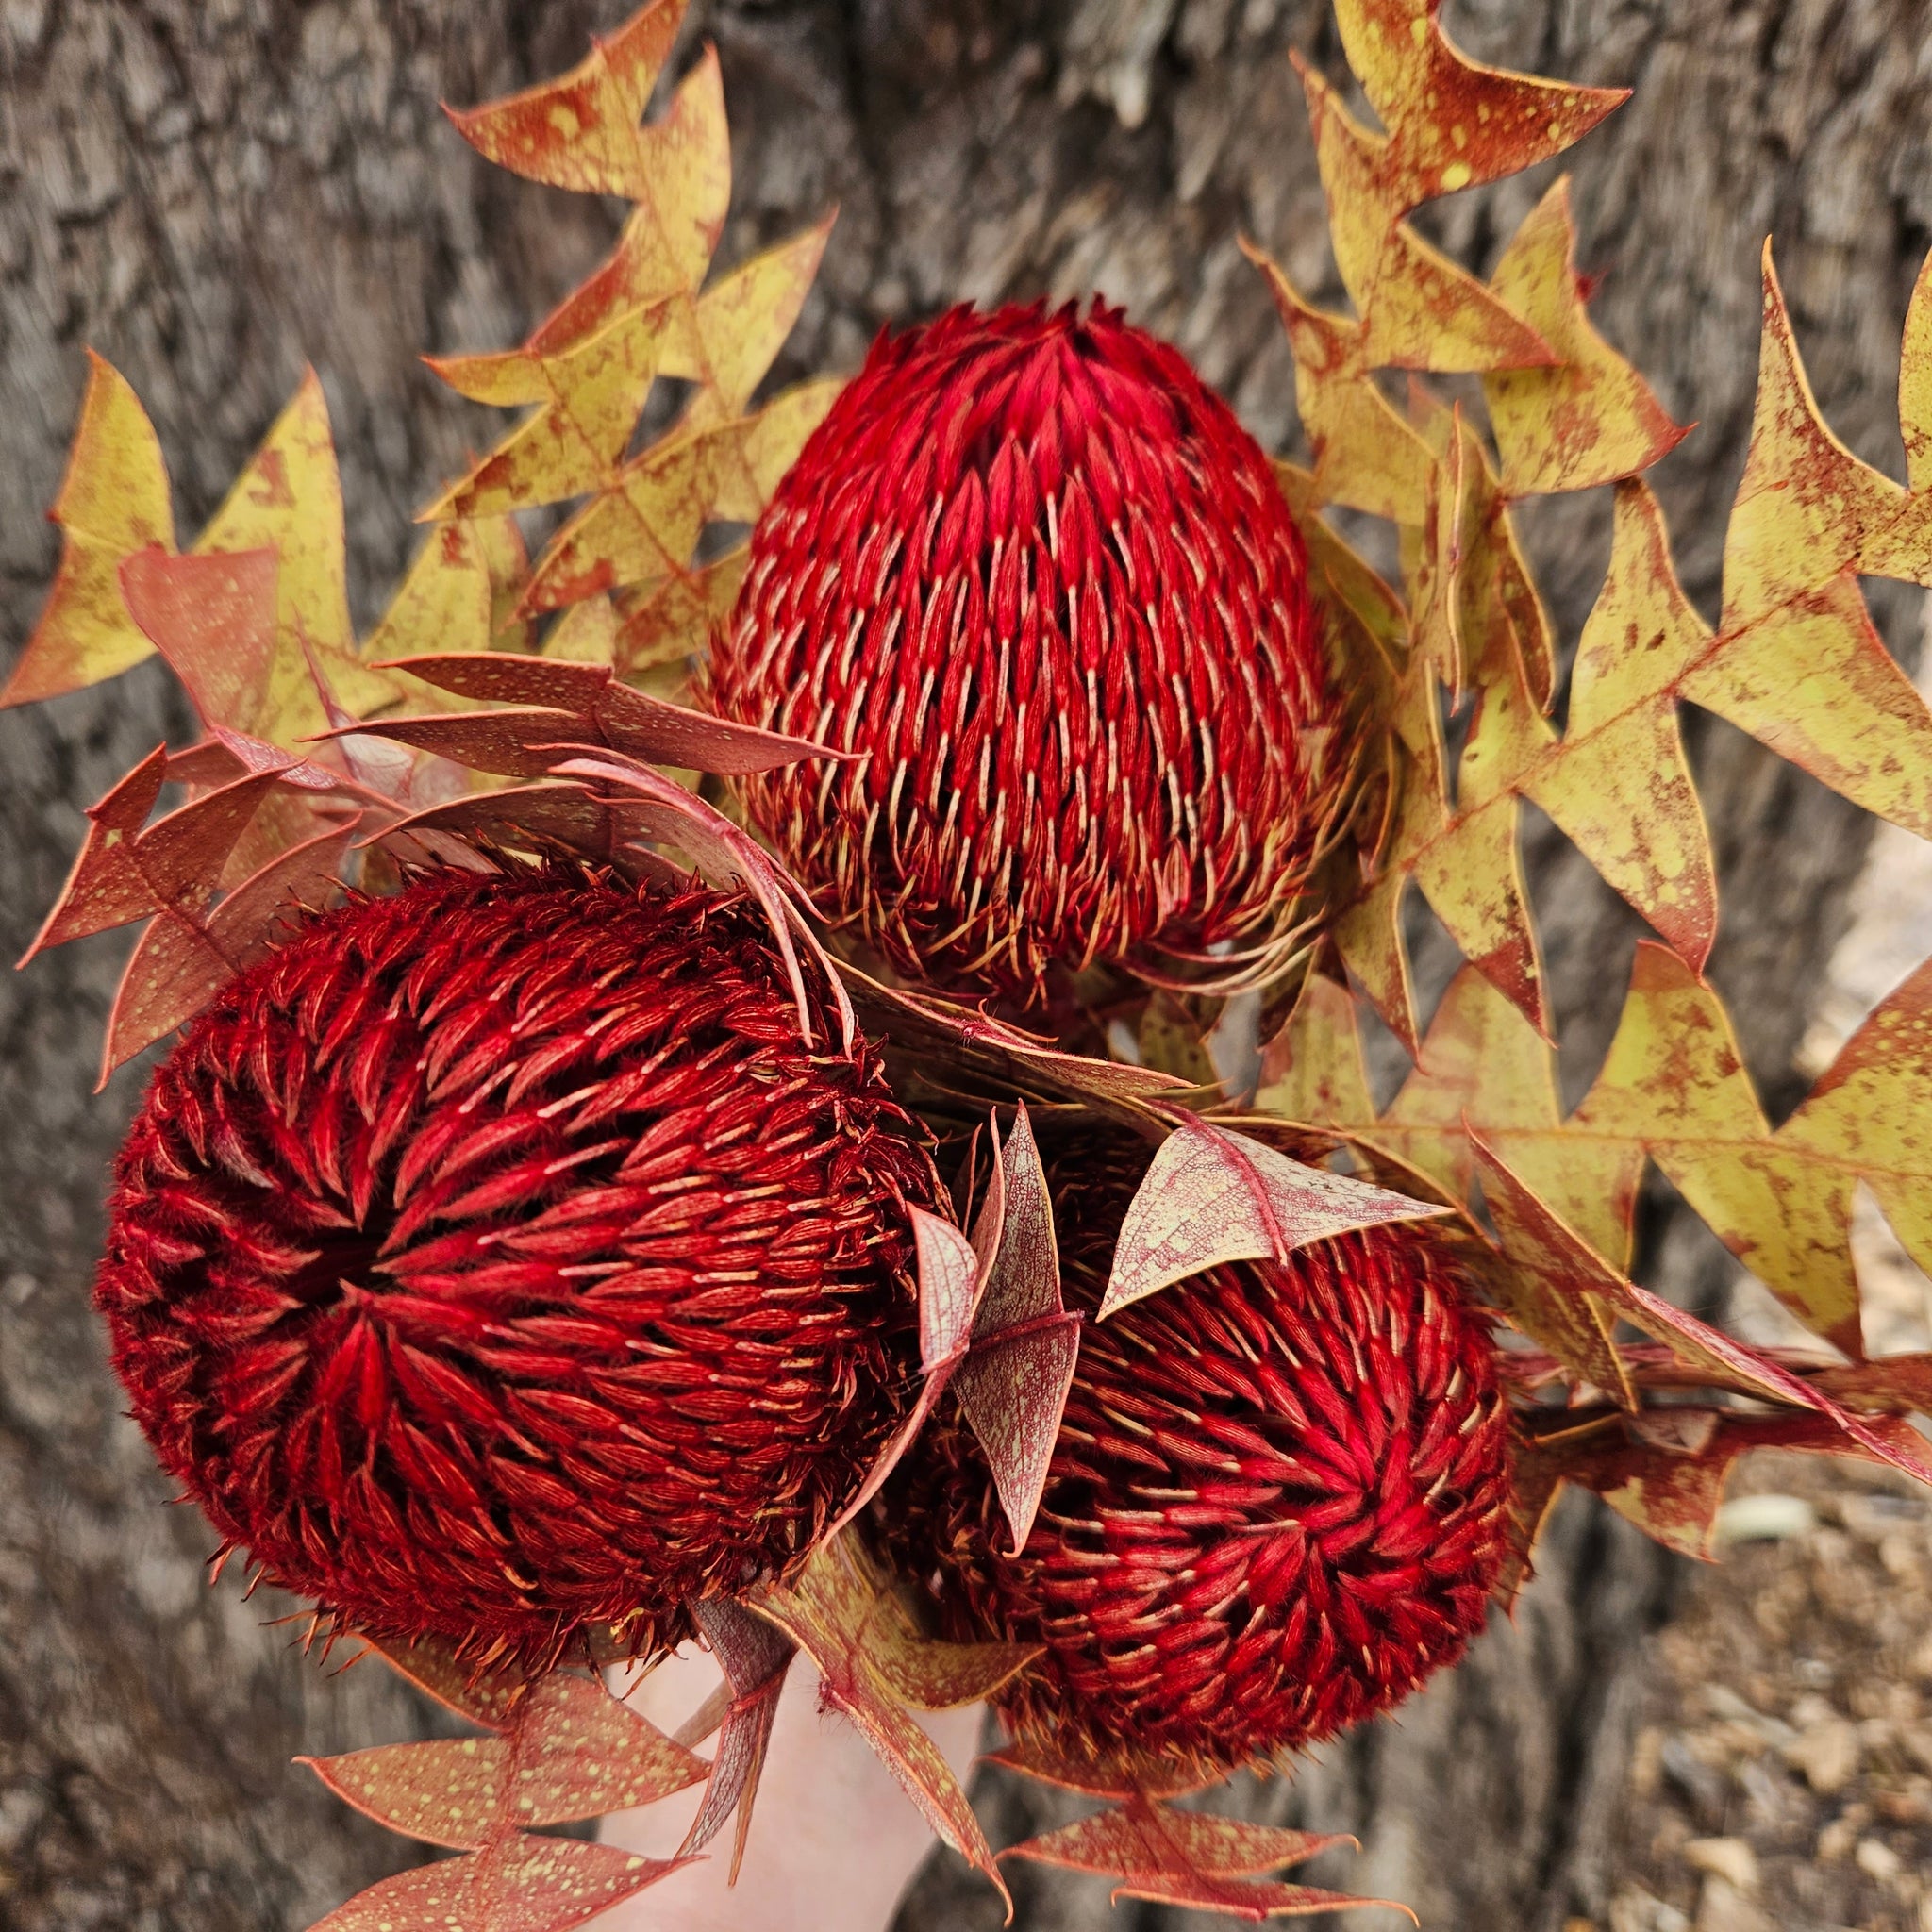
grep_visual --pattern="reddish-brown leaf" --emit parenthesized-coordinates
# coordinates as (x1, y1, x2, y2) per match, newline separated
(1100, 1115, 1452, 1319)
(681, 1599, 795, 1879)
(981, 1732, 1220, 1801)
(824, 1205, 982, 1540)
(306, 1834, 687, 1932)
(364, 1633, 526, 1730)
(952, 1103, 1082, 1555)
(375, 781, 638, 870)
(1472, 1131, 1932, 1490)
(839, 966, 1190, 1121)
(24, 755, 288, 961)
(514, 1672, 708, 1825)
(303, 1737, 511, 1850)
(366, 648, 850, 775)
(100, 821, 358, 1081)
(859, 1583, 1040, 1712)
(1333, 0, 1626, 212)
(1513, 1407, 1932, 1564)
(1004, 1795, 1404, 1923)
(749, 1535, 1010, 1914)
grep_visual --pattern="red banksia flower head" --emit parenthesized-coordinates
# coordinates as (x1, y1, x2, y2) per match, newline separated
(709, 298, 1351, 1008)
(96, 865, 939, 1666)
(891, 1147, 1511, 1774)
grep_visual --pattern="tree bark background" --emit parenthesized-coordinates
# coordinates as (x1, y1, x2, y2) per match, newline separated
(1, 3, 1927, 1928)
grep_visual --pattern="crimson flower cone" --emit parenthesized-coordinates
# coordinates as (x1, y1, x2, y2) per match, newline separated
(709, 299, 1350, 1008)
(96, 866, 939, 1666)
(889, 1145, 1512, 1774)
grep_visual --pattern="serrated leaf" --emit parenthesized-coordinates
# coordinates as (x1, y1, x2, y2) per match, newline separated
(1783, 951, 1932, 1307)
(749, 1534, 1010, 1913)
(1515, 1407, 1932, 1564)
(307, 1834, 686, 1932)
(304, 1736, 511, 1850)
(425, 300, 677, 520)
(101, 821, 357, 1080)
(1471, 1130, 1932, 1488)
(1521, 480, 1715, 966)
(2, 352, 175, 707)
(107, 379, 400, 763)
(1275, 462, 1410, 692)
(951, 1103, 1082, 1554)
(611, 545, 748, 676)
(24, 754, 287, 959)
(1247, 248, 1432, 523)
(1295, 58, 1553, 375)
(514, 1673, 708, 1825)
(364, 1634, 525, 1730)
(1271, 947, 1897, 1360)
(674, 226, 836, 425)
(1483, 178, 1687, 495)
(358, 649, 847, 777)
(1099, 1113, 1451, 1320)
(192, 369, 394, 725)
(1004, 1795, 1406, 1923)
(1722, 243, 1932, 626)
(518, 47, 730, 356)
(1568, 945, 1860, 1353)
(1682, 568, 1932, 839)
(1899, 245, 1932, 491)
(542, 593, 622, 665)
(824, 1204, 981, 1541)
(1257, 943, 1932, 1378)
(364, 522, 501, 661)
(981, 1733, 1220, 1801)
(445, 0, 688, 203)
(682, 1600, 793, 1878)
(1333, 0, 1626, 208)
(520, 384, 839, 614)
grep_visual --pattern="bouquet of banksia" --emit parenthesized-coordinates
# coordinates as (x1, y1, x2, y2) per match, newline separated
(16, 1, 1932, 1922)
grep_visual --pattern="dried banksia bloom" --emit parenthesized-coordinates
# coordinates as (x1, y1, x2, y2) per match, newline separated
(96, 866, 938, 1666)
(709, 299, 1349, 1007)
(891, 1146, 1510, 1773)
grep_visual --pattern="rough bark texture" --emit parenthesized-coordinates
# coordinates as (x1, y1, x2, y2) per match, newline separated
(0, 2, 1926, 1928)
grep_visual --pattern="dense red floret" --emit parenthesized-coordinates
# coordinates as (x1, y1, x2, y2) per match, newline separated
(891, 1148, 1511, 1773)
(96, 867, 939, 1665)
(709, 299, 1348, 1007)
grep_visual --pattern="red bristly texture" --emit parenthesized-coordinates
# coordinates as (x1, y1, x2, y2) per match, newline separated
(96, 866, 939, 1668)
(890, 1148, 1511, 1774)
(708, 299, 1347, 1007)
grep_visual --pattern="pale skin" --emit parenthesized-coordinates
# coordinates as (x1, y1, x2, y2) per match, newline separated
(599, 1644, 986, 1932)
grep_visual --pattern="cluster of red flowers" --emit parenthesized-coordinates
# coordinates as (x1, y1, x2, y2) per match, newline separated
(891, 1143, 1508, 1772)
(96, 300, 1507, 1778)
(710, 300, 1347, 1007)
(101, 870, 935, 1665)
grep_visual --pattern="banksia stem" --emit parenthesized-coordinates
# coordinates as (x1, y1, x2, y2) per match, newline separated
(96, 866, 939, 1666)
(710, 300, 1350, 1008)
(891, 1145, 1511, 1774)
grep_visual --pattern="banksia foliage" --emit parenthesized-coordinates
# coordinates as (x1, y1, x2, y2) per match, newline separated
(891, 1149, 1511, 1774)
(23, 2, 1932, 1924)
(709, 298, 1348, 1006)
(96, 865, 937, 1665)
